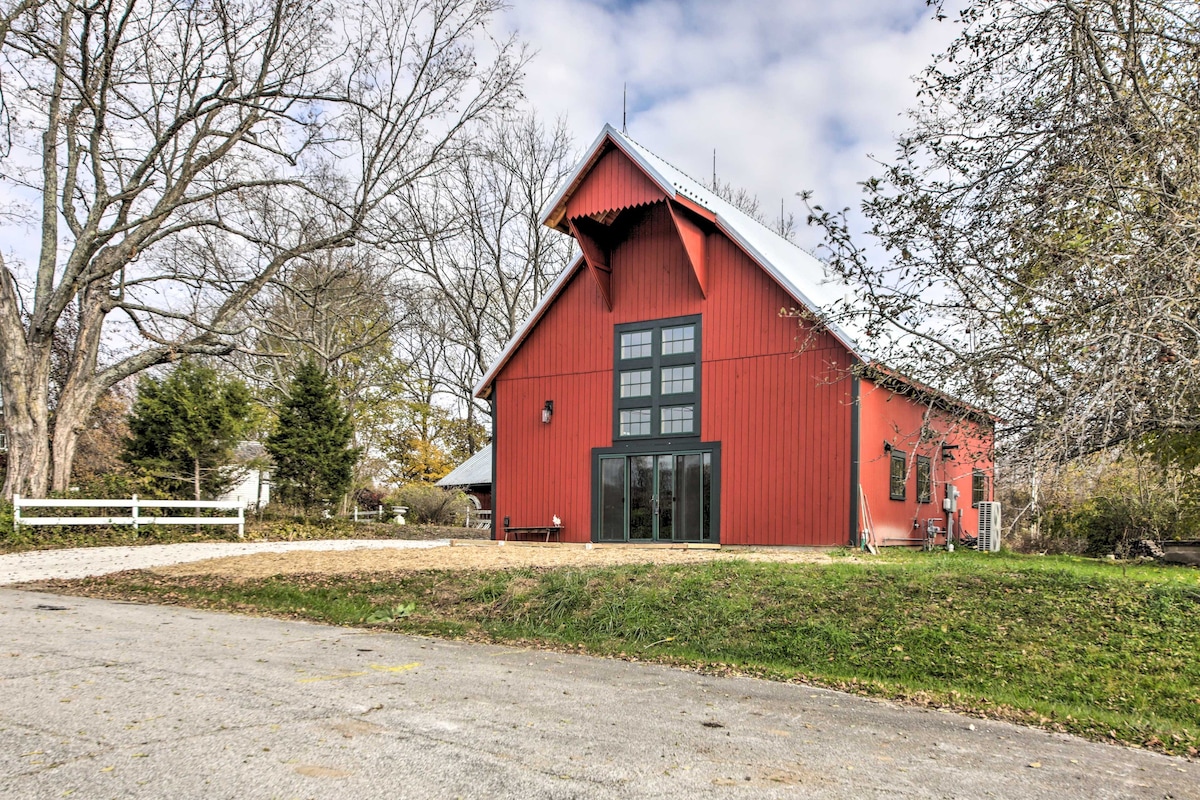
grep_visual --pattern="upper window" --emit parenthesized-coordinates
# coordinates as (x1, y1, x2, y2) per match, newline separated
(972, 470, 988, 506)
(660, 405, 694, 434)
(916, 456, 932, 503)
(661, 325, 695, 355)
(661, 365, 694, 395)
(889, 451, 907, 501)
(620, 330, 652, 360)
(613, 316, 701, 440)
(619, 409, 651, 437)
(619, 370, 652, 398)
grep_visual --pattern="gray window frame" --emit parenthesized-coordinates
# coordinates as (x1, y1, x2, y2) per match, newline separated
(916, 456, 932, 504)
(972, 470, 989, 507)
(889, 450, 907, 501)
(591, 440, 721, 543)
(613, 315, 701, 442)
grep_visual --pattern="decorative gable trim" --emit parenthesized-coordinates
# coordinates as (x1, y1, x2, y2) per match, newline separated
(567, 216, 614, 311)
(565, 146, 666, 223)
(668, 201, 708, 298)
(542, 126, 677, 232)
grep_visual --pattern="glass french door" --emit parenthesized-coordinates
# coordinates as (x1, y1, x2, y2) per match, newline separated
(598, 451, 713, 542)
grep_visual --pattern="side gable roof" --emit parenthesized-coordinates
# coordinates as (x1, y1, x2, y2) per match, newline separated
(435, 443, 492, 488)
(476, 125, 869, 398)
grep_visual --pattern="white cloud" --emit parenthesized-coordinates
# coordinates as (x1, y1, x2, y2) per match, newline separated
(502, 0, 964, 250)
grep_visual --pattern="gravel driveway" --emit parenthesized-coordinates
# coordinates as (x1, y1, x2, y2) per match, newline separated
(0, 539, 450, 584)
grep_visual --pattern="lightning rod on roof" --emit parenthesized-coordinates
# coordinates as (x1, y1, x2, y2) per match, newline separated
(712, 149, 717, 190)
(622, 84, 627, 133)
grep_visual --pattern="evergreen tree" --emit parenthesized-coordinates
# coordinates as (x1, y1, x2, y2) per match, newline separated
(267, 362, 359, 514)
(123, 361, 254, 500)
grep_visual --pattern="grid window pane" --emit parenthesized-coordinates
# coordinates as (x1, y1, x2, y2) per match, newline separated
(620, 330, 652, 360)
(660, 405, 694, 434)
(916, 457, 932, 503)
(890, 452, 907, 500)
(620, 370, 652, 398)
(973, 471, 988, 505)
(619, 408, 651, 436)
(661, 365, 694, 395)
(661, 325, 695, 355)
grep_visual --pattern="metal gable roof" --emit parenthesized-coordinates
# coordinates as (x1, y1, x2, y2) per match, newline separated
(435, 443, 492, 488)
(475, 124, 873, 399)
(608, 127, 869, 357)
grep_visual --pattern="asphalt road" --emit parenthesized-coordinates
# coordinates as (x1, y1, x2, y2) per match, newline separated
(1, 588, 1196, 800)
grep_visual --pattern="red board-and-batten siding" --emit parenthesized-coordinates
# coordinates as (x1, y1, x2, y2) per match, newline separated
(858, 381, 995, 546)
(493, 197, 854, 546)
(565, 148, 664, 220)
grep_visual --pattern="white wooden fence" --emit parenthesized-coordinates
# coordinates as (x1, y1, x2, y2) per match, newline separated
(13, 495, 245, 538)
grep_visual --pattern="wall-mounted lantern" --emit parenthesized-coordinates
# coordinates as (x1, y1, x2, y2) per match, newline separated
(541, 400, 554, 424)
(883, 441, 892, 453)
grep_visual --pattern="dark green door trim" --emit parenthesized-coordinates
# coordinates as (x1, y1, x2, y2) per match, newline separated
(591, 441, 721, 543)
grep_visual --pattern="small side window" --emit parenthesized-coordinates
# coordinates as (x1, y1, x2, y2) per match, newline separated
(972, 471, 988, 506)
(916, 456, 932, 503)
(889, 451, 907, 501)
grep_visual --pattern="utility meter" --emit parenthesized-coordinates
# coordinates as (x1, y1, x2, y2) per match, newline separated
(943, 485, 960, 513)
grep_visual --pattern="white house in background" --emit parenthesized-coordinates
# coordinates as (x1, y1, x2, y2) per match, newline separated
(219, 441, 270, 510)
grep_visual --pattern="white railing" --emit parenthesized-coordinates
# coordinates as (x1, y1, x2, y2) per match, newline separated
(13, 495, 245, 538)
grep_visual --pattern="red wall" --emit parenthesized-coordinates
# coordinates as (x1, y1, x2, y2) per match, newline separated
(493, 202, 854, 545)
(566, 147, 663, 220)
(857, 378, 995, 546)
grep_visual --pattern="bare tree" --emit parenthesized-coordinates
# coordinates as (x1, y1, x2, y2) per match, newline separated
(711, 179, 796, 242)
(241, 247, 405, 403)
(0, 0, 523, 498)
(392, 111, 576, 438)
(805, 0, 1200, 471)
(235, 246, 412, 495)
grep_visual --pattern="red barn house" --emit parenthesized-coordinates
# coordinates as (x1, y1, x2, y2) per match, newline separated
(475, 126, 994, 547)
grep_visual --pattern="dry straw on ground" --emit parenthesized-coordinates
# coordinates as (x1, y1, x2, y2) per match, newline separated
(152, 541, 836, 580)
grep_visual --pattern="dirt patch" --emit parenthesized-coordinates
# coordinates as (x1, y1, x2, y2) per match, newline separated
(151, 541, 837, 580)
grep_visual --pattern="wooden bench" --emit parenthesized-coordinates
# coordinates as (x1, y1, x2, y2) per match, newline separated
(503, 525, 562, 543)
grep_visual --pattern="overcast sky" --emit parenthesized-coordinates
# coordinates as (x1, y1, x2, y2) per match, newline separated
(500, 0, 962, 251)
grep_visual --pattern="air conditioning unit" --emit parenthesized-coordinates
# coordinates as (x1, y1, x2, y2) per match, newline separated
(977, 502, 1001, 552)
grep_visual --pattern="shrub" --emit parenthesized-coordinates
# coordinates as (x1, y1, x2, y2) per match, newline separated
(388, 483, 470, 525)
(65, 472, 171, 500)
(0, 500, 14, 540)
(354, 486, 387, 509)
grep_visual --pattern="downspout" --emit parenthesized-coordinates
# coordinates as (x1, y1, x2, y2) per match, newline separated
(489, 394, 498, 542)
(849, 374, 861, 548)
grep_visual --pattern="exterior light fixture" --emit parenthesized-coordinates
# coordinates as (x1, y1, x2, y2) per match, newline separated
(941, 443, 959, 461)
(883, 442, 892, 452)
(541, 400, 554, 424)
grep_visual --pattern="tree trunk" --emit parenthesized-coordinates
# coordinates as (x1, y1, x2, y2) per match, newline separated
(0, 310, 54, 500)
(49, 384, 103, 493)
(194, 455, 201, 502)
(2, 408, 52, 499)
(49, 286, 109, 493)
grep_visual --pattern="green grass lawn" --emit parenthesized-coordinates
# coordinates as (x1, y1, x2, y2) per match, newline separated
(53, 549, 1200, 755)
